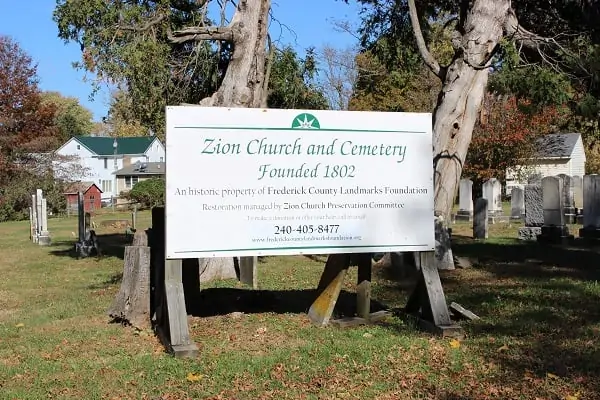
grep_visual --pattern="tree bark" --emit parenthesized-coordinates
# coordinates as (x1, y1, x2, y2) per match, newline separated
(194, 0, 271, 280)
(108, 231, 151, 330)
(410, 0, 513, 269)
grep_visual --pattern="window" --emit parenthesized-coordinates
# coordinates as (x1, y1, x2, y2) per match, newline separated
(77, 145, 80, 150)
(125, 176, 139, 189)
(104, 158, 108, 169)
(159, 157, 164, 162)
(101, 180, 112, 193)
(89, 195, 95, 201)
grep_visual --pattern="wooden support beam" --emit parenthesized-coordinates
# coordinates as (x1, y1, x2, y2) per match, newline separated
(308, 253, 351, 326)
(150, 207, 199, 358)
(403, 251, 464, 338)
(356, 253, 372, 319)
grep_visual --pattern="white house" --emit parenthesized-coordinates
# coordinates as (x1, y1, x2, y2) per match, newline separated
(54, 135, 165, 200)
(506, 132, 586, 192)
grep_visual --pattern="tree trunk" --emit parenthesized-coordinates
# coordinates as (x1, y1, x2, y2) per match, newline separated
(196, 0, 271, 280)
(431, 0, 511, 269)
(108, 231, 151, 330)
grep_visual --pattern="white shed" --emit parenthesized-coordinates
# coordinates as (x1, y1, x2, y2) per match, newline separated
(506, 132, 586, 192)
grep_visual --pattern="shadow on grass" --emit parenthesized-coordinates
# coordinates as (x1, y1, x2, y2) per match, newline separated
(439, 235, 600, 388)
(185, 287, 388, 320)
(87, 272, 123, 290)
(49, 233, 130, 260)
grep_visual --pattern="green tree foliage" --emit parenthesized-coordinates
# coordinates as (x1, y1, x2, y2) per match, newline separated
(267, 47, 328, 110)
(125, 178, 165, 209)
(54, 0, 224, 139)
(54, 1, 329, 139)
(40, 91, 94, 141)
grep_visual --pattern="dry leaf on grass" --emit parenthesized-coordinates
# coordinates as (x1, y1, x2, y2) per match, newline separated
(186, 372, 203, 382)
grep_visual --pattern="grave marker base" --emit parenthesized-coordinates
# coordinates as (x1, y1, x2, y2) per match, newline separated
(579, 227, 600, 239)
(454, 210, 472, 222)
(537, 225, 574, 245)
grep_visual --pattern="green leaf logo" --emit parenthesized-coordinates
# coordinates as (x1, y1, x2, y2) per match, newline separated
(291, 113, 320, 129)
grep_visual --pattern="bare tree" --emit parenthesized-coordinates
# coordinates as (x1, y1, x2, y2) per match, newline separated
(318, 45, 358, 110)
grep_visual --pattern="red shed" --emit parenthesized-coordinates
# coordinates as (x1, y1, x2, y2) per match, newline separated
(64, 181, 103, 212)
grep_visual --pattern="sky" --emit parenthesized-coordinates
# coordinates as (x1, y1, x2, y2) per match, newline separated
(0, 1, 361, 122)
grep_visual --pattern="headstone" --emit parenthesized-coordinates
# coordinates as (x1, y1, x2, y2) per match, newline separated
(31, 194, 38, 243)
(579, 175, 600, 239)
(557, 174, 576, 223)
(28, 206, 34, 241)
(482, 178, 502, 216)
(518, 184, 543, 240)
(455, 179, 473, 221)
(75, 192, 100, 257)
(572, 175, 583, 223)
(538, 176, 573, 244)
(434, 217, 454, 270)
(510, 187, 524, 219)
(38, 198, 51, 246)
(473, 198, 488, 239)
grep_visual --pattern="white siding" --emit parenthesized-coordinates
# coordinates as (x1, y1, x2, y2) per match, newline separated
(506, 159, 571, 189)
(143, 138, 166, 162)
(569, 135, 586, 177)
(54, 137, 165, 200)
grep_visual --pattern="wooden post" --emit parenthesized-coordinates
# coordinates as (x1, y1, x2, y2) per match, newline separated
(77, 192, 85, 242)
(150, 207, 199, 358)
(403, 251, 463, 338)
(308, 254, 351, 326)
(356, 253, 372, 319)
(132, 205, 137, 229)
(239, 256, 257, 288)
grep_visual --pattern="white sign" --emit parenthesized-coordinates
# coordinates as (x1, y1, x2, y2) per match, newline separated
(165, 107, 434, 259)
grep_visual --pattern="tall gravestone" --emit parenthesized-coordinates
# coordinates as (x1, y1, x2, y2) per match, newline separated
(482, 178, 503, 216)
(31, 194, 38, 243)
(510, 187, 524, 219)
(38, 198, 51, 245)
(456, 179, 473, 221)
(579, 175, 600, 239)
(572, 175, 584, 223)
(557, 174, 576, 223)
(473, 198, 488, 239)
(537, 176, 573, 244)
(518, 184, 543, 240)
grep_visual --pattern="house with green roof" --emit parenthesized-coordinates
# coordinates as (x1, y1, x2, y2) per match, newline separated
(55, 135, 165, 200)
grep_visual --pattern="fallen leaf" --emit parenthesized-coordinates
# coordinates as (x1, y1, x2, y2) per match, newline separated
(15, 323, 24, 328)
(363, 333, 373, 338)
(449, 339, 460, 349)
(565, 395, 579, 400)
(497, 344, 509, 352)
(186, 372, 203, 382)
(546, 372, 559, 380)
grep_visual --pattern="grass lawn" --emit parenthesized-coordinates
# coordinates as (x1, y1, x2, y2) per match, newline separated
(1, 210, 599, 399)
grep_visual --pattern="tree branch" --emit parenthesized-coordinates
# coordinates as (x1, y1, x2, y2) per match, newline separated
(168, 26, 235, 44)
(407, 0, 442, 78)
(117, 13, 167, 32)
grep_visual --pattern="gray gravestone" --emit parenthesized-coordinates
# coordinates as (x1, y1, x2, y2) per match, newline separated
(518, 184, 543, 240)
(38, 198, 51, 246)
(434, 217, 454, 270)
(510, 187, 524, 219)
(483, 178, 503, 216)
(538, 176, 573, 243)
(31, 194, 38, 243)
(528, 173, 542, 184)
(572, 175, 584, 223)
(579, 175, 600, 238)
(557, 174, 576, 223)
(473, 198, 488, 239)
(456, 179, 473, 221)
(542, 176, 564, 226)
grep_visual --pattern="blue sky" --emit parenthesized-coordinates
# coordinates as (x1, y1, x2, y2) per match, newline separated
(0, 1, 360, 122)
